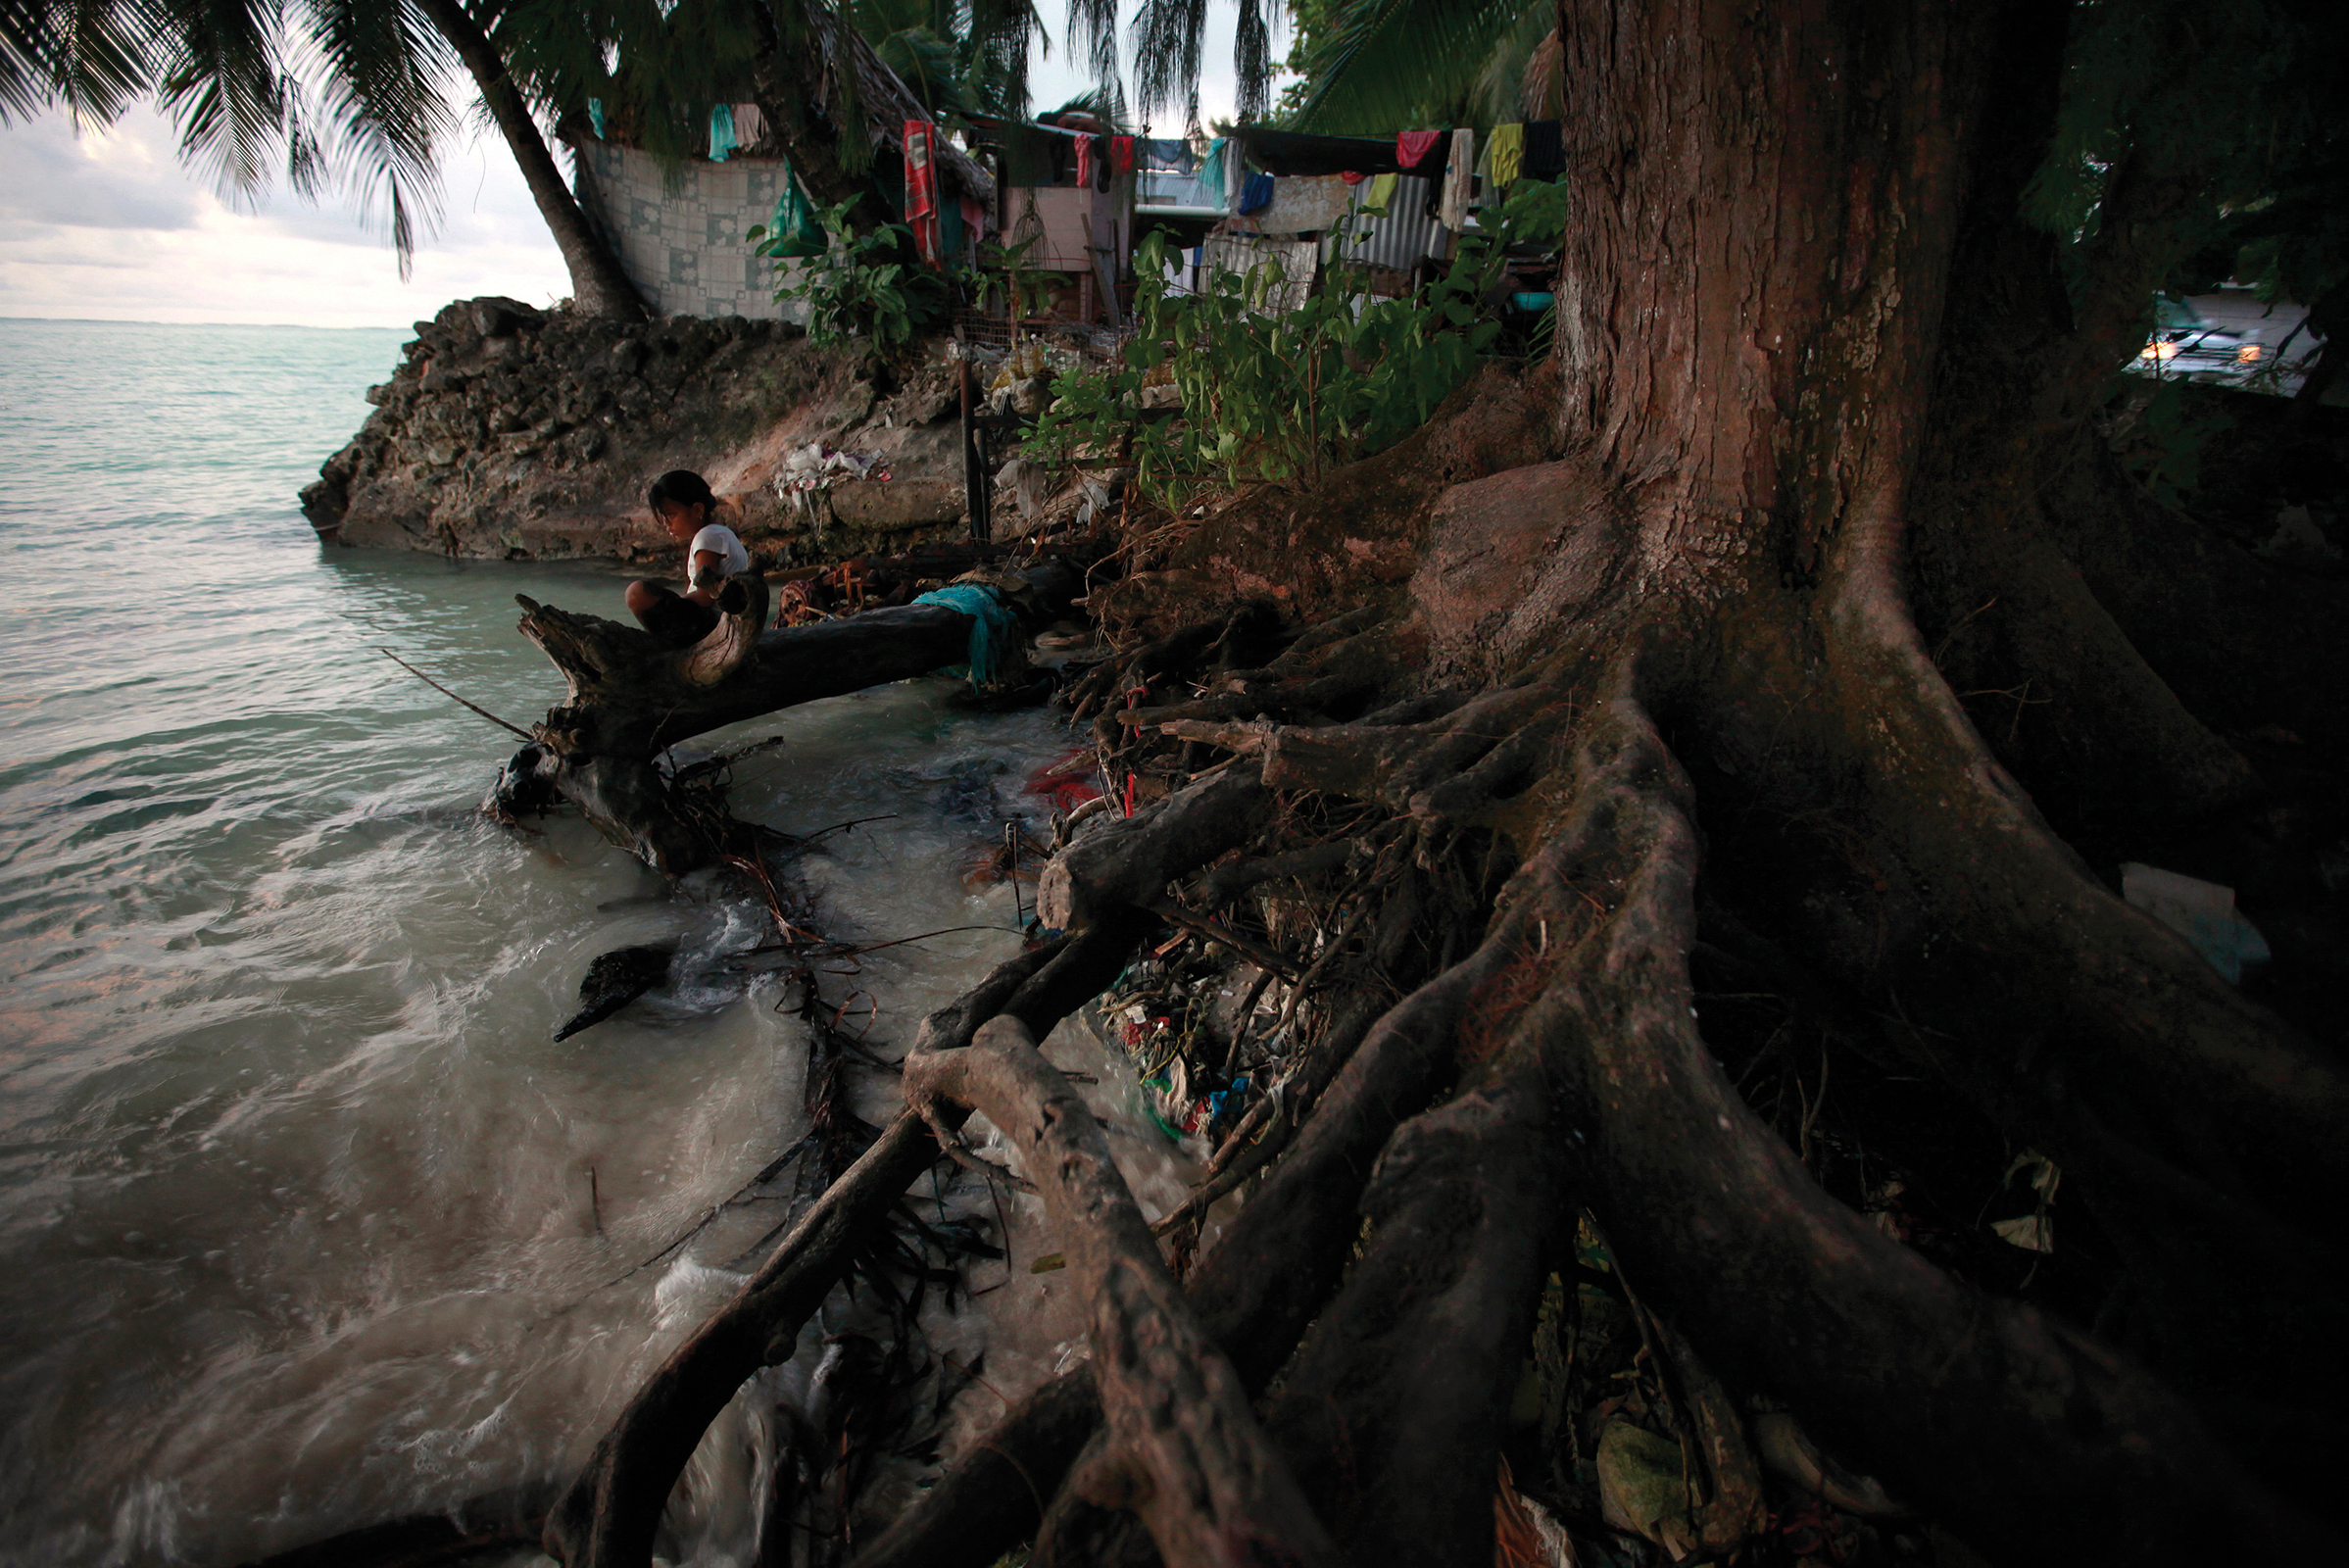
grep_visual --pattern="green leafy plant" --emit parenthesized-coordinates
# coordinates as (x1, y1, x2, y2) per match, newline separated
(975, 232, 1060, 321)
(1025, 178, 1567, 507)
(753, 198, 954, 352)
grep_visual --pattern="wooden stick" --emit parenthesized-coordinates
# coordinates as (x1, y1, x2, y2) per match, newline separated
(380, 647, 533, 739)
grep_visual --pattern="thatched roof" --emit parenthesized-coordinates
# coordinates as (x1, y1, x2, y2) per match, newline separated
(811, 10, 994, 205)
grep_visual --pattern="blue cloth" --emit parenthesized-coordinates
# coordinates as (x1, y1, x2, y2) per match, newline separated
(911, 584, 1021, 687)
(1238, 172, 1275, 216)
(709, 103, 738, 162)
(588, 98, 607, 139)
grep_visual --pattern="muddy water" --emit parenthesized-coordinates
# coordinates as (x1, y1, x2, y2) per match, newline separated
(0, 318, 1190, 1565)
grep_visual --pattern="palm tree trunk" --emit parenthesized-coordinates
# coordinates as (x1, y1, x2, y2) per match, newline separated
(411, 0, 649, 321)
(745, 1, 902, 235)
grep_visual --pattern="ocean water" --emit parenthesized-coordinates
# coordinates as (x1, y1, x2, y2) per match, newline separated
(0, 318, 1139, 1564)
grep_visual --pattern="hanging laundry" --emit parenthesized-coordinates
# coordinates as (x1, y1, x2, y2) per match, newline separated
(587, 98, 607, 140)
(733, 103, 765, 147)
(1487, 122, 1524, 187)
(1094, 133, 1112, 189)
(1238, 172, 1276, 216)
(1199, 137, 1233, 205)
(1139, 137, 1192, 172)
(1524, 119, 1564, 178)
(1438, 128, 1475, 230)
(765, 165, 827, 258)
(1111, 135, 1135, 176)
(960, 192, 988, 241)
(903, 121, 943, 265)
(1340, 170, 1364, 185)
(1397, 129, 1444, 172)
(1074, 134, 1095, 189)
(709, 104, 739, 163)
(1363, 172, 1398, 209)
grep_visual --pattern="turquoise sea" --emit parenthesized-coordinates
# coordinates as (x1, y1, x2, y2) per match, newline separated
(0, 318, 1073, 1564)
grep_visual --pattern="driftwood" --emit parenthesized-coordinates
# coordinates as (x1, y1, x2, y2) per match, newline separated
(507, 559, 1082, 871)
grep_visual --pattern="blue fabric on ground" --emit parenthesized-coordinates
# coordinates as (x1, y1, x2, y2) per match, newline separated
(912, 584, 1020, 687)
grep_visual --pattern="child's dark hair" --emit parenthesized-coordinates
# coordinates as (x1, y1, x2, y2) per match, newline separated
(648, 469, 716, 514)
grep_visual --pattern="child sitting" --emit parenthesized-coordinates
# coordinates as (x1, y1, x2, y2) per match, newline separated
(624, 469, 751, 647)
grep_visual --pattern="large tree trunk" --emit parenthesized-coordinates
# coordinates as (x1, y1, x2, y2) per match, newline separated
(532, 1, 2348, 1564)
(412, 0, 649, 321)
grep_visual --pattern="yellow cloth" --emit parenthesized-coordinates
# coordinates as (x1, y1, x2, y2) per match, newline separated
(1364, 172, 1398, 210)
(1488, 122, 1525, 187)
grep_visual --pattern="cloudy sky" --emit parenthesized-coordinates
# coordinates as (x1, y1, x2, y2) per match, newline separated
(0, 6, 1267, 329)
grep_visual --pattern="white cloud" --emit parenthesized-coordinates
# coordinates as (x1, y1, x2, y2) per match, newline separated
(0, 5, 1290, 328)
(0, 100, 571, 328)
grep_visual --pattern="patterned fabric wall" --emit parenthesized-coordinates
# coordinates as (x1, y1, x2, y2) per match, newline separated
(571, 139, 805, 321)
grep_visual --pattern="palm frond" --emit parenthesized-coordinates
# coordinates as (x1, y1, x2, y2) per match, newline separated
(1062, 0, 1117, 95)
(1288, 0, 1520, 134)
(2, 0, 163, 123)
(152, 0, 291, 199)
(1231, 0, 1269, 120)
(1463, 4, 1549, 125)
(287, 0, 453, 270)
(1129, 0, 1204, 123)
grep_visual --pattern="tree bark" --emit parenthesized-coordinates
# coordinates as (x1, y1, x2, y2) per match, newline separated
(533, 2, 2349, 1563)
(743, 1, 902, 235)
(411, 0, 648, 321)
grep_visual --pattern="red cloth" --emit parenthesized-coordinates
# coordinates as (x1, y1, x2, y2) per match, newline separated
(1340, 170, 1364, 184)
(1397, 129, 1443, 169)
(902, 120, 943, 265)
(1074, 134, 1095, 188)
(1111, 135, 1135, 175)
(1025, 750, 1102, 812)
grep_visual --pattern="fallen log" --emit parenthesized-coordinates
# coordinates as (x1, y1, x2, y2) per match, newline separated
(507, 559, 1083, 872)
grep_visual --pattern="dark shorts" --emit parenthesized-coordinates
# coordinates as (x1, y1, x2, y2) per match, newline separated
(635, 586, 720, 648)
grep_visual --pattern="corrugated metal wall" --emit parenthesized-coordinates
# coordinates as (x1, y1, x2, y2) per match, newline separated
(1328, 174, 1446, 273)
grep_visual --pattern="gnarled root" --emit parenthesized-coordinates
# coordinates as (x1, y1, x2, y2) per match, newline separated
(546, 925, 1135, 1568)
(905, 1016, 1340, 1568)
(1527, 685, 2325, 1566)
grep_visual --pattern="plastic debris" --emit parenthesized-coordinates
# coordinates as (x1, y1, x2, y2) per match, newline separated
(2119, 862, 2272, 984)
(2254, 504, 2340, 568)
(1990, 1149, 2061, 1252)
(1596, 1421, 1699, 1560)
(772, 442, 890, 515)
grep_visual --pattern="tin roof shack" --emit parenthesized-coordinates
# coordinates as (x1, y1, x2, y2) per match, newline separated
(962, 117, 1140, 328)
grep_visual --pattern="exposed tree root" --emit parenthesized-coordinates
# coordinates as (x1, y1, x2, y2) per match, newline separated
(905, 1015, 1340, 1568)
(1524, 686, 2325, 1565)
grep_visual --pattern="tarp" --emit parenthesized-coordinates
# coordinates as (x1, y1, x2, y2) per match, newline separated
(1230, 173, 1358, 236)
(1231, 126, 1403, 176)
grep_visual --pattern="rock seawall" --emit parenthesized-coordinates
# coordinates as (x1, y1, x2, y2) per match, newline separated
(303, 297, 977, 564)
